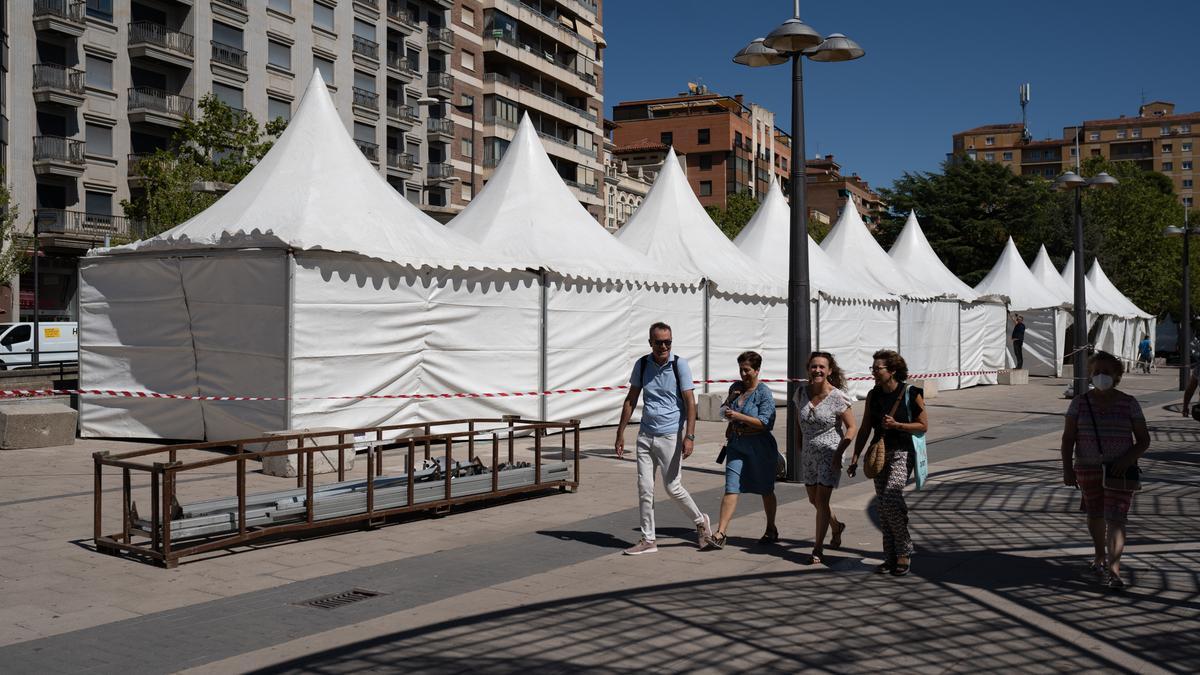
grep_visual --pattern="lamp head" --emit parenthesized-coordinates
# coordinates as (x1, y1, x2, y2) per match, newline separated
(1053, 171, 1086, 191)
(416, 97, 443, 106)
(807, 33, 865, 62)
(1163, 226, 1185, 237)
(763, 18, 823, 54)
(733, 38, 787, 67)
(1087, 172, 1119, 189)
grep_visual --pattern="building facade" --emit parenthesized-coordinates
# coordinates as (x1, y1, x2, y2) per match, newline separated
(5, 0, 605, 320)
(601, 120, 652, 232)
(952, 101, 1196, 207)
(805, 154, 884, 228)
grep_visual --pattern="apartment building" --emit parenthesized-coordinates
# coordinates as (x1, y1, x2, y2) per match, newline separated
(6, 0, 604, 320)
(952, 101, 1197, 208)
(805, 154, 884, 228)
(611, 88, 790, 210)
(600, 119, 652, 232)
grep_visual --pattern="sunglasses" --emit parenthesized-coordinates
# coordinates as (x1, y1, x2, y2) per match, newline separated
(652, 339, 673, 347)
(870, 366, 890, 373)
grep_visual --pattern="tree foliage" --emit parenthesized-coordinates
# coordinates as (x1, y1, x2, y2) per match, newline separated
(706, 191, 761, 240)
(122, 95, 286, 237)
(0, 170, 30, 284)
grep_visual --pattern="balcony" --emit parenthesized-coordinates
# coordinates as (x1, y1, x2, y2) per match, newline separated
(387, 101, 419, 125)
(427, 72, 454, 97)
(32, 64, 86, 107)
(34, 209, 150, 244)
(33, 135, 86, 177)
(214, 0, 247, 10)
(564, 178, 599, 195)
(386, 1, 420, 31)
(211, 41, 247, 71)
(33, 1, 86, 37)
(356, 139, 380, 163)
(493, 0, 596, 53)
(428, 28, 454, 51)
(128, 22, 195, 69)
(387, 150, 416, 173)
(353, 87, 380, 112)
(427, 117, 454, 140)
(353, 35, 380, 65)
(484, 72, 596, 126)
(427, 162, 453, 180)
(128, 87, 194, 128)
(387, 54, 419, 80)
(485, 32, 597, 92)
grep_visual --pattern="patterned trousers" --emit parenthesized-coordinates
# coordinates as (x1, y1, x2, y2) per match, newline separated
(874, 449, 914, 561)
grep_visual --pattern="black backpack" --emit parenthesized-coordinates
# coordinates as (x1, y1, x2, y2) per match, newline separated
(633, 354, 684, 404)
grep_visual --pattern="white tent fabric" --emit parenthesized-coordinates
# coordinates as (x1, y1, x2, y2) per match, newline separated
(974, 238, 1068, 376)
(1087, 261, 1154, 367)
(820, 204, 946, 300)
(887, 212, 979, 301)
(1088, 262, 1153, 319)
(81, 72, 541, 440)
(1030, 246, 1075, 305)
(959, 302, 1007, 387)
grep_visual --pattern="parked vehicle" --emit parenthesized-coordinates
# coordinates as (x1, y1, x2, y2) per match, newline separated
(0, 322, 79, 369)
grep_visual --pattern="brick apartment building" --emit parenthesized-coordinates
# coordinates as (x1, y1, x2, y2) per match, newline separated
(952, 101, 1196, 208)
(805, 154, 884, 228)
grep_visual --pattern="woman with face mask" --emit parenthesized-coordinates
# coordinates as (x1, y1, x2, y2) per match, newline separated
(1060, 351, 1151, 590)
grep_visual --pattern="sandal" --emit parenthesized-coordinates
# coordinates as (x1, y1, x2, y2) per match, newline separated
(1106, 573, 1125, 590)
(708, 532, 727, 550)
(1085, 560, 1105, 577)
(891, 559, 911, 577)
(809, 549, 823, 566)
(829, 521, 846, 549)
(758, 526, 780, 545)
(874, 562, 894, 574)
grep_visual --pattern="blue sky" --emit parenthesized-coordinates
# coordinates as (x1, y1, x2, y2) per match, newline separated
(603, 0, 1200, 192)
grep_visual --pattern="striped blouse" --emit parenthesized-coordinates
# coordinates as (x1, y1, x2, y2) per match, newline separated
(1067, 392, 1144, 466)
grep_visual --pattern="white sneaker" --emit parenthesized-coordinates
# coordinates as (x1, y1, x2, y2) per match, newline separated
(623, 538, 658, 555)
(696, 514, 713, 549)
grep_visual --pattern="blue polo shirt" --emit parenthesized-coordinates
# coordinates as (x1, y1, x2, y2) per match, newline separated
(633, 354, 695, 436)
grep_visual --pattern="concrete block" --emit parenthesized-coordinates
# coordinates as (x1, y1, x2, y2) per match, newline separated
(696, 392, 725, 422)
(0, 402, 77, 449)
(911, 379, 938, 399)
(998, 369, 1029, 385)
(257, 427, 363, 478)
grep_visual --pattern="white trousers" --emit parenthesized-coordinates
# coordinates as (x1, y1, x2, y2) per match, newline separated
(636, 431, 703, 541)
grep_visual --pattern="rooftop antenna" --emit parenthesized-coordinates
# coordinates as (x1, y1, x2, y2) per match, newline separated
(1019, 83, 1032, 143)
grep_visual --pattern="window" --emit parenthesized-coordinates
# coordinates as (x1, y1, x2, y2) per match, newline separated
(461, 136, 473, 158)
(213, 21, 244, 49)
(1184, 179, 1194, 189)
(1163, 162, 1174, 171)
(1163, 143, 1173, 153)
(781, 157, 787, 171)
(354, 70, 375, 93)
(699, 181, 712, 196)
(1162, 125, 1172, 135)
(1183, 161, 1193, 171)
(1132, 128, 1141, 138)
(314, 2, 335, 32)
(268, 0, 291, 13)
(268, 97, 291, 122)
(462, 7, 475, 27)
(1089, 132, 1100, 141)
(268, 40, 291, 70)
(354, 19, 375, 42)
(1, 325, 31, 347)
(86, 0, 113, 22)
(1116, 130, 1126, 139)
(461, 50, 475, 71)
(1185, 197, 1194, 207)
(699, 154, 712, 171)
(461, 183, 473, 201)
(212, 82, 244, 109)
(84, 55, 113, 90)
(984, 152, 994, 161)
(314, 56, 335, 84)
(1070, 147, 1078, 157)
(1002, 151, 1013, 161)
(1183, 124, 1192, 133)
(1184, 143, 1193, 153)
(86, 191, 113, 216)
(660, 131, 673, 146)
(985, 136, 995, 146)
(354, 122, 375, 142)
(86, 123, 112, 157)
(697, 128, 710, 145)
(734, 131, 742, 148)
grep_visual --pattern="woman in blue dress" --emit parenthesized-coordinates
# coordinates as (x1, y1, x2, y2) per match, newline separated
(708, 351, 779, 549)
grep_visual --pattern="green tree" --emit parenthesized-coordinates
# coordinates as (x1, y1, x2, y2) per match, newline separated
(877, 155, 1062, 285)
(0, 170, 30, 285)
(122, 95, 286, 237)
(705, 191, 761, 240)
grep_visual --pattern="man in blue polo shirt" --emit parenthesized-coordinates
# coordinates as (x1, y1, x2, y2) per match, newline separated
(615, 322, 711, 555)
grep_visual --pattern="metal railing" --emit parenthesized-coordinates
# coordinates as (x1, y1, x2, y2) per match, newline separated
(33, 63, 85, 94)
(428, 28, 454, 48)
(564, 178, 599, 195)
(128, 21, 195, 56)
(127, 153, 152, 176)
(128, 87, 194, 117)
(387, 150, 415, 169)
(352, 35, 379, 60)
(355, 0, 380, 8)
(33, 135, 86, 164)
(210, 41, 247, 69)
(356, 138, 380, 162)
(213, 0, 247, 10)
(353, 87, 379, 110)
(387, 54, 419, 75)
(34, 0, 85, 24)
(484, 73, 595, 122)
(539, 131, 597, 159)
(427, 162, 454, 179)
(428, 72, 454, 90)
(35, 208, 149, 241)
(387, 101, 418, 121)
(427, 118, 454, 135)
(386, 1, 420, 30)
(504, 0, 595, 48)
(488, 31, 596, 87)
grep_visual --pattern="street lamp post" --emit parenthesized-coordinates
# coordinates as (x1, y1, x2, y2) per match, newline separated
(1053, 169, 1118, 397)
(1165, 208, 1194, 390)
(734, 2, 863, 481)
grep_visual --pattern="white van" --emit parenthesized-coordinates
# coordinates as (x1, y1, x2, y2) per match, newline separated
(0, 322, 79, 369)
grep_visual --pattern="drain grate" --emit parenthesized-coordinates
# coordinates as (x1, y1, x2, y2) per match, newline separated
(296, 588, 386, 610)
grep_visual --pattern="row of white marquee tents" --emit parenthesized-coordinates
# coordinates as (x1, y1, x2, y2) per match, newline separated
(77, 74, 1152, 441)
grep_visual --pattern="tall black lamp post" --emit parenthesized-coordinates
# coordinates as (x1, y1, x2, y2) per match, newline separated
(1053, 169, 1118, 397)
(1165, 208, 1194, 390)
(733, 1, 863, 480)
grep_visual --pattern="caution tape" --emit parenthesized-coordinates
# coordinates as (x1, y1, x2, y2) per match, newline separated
(0, 370, 1006, 402)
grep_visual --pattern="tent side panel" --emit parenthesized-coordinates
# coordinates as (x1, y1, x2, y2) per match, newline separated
(180, 254, 289, 440)
(79, 256, 205, 439)
(760, 298, 789, 401)
(898, 299, 960, 391)
(708, 294, 770, 397)
(818, 300, 899, 398)
(545, 276, 631, 426)
(1020, 308, 1060, 377)
(627, 284, 704, 420)
(960, 302, 1005, 387)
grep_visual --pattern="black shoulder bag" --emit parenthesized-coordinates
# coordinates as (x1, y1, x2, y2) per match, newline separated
(1084, 396, 1142, 492)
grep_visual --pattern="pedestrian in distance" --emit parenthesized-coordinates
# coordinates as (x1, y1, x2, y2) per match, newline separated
(1137, 335, 1152, 374)
(794, 351, 857, 565)
(849, 350, 927, 577)
(615, 322, 712, 555)
(1184, 359, 1198, 420)
(1060, 350, 1151, 590)
(707, 351, 778, 550)
(1011, 314, 1026, 370)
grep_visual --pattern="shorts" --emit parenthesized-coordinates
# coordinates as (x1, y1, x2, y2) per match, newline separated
(1074, 466, 1134, 523)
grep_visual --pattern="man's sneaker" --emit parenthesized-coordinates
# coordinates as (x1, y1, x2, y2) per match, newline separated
(696, 514, 713, 549)
(623, 538, 658, 555)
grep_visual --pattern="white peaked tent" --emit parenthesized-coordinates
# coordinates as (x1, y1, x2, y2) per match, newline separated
(974, 238, 1069, 376)
(1087, 261, 1155, 367)
(617, 148, 790, 397)
(80, 72, 538, 440)
(449, 115, 697, 426)
(888, 212, 1006, 389)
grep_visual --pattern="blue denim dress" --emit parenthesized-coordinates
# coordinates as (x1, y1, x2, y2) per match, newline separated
(723, 382, 779, 495)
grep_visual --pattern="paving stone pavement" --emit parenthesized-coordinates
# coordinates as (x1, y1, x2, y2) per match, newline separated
(0, 372, 1196, 673)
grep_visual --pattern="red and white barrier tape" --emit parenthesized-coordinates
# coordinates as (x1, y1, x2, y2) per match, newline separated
(0, 370, 1005, 402)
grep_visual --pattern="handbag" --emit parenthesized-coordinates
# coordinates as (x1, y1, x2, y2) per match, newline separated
(863, 386, 905, 479)
(1084, 395, 1142, 492)
(907, 387, 929, 490)
(1191, 403, 1200, 422)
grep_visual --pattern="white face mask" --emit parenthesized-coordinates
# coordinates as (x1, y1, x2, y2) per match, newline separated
(1092, 373, 1115, 391)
